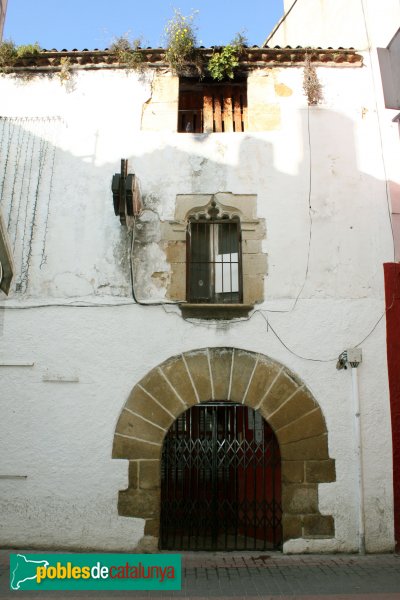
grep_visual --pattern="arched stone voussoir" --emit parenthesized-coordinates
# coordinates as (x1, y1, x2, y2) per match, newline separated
(112, 435, 162, 461)
(138, 365, 187, 418)
(182, 349, 212, 402)
(208, 347, 234, 401)
(280, 433, 330, 461)
(267, 386, 317, 432)
(115, 410, 165, 445)
(258, 369, 303, 422)
(244, 355, 281, 409)
(275, 407, 327, 446)
(230, 349, 259, 403)
(125, 386, 176, 432)
(112, 347, 336, 547)
(159, 354, 198, 408)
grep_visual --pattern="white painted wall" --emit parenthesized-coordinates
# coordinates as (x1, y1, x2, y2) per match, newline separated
(268, 0, 400, 49)
(0, 59, 395, 552)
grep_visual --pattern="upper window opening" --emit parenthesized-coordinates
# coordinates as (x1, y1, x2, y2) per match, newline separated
(178, 79, 247, 133)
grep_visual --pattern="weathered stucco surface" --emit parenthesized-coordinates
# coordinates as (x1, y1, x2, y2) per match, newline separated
(0, 49, 395, 553)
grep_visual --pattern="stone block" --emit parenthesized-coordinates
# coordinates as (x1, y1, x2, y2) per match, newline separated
(248, 103, 281, 132)
(305, 459, 336, 483)
(165, 241, 186, 263)
(303, 514, 335, 537)
(167, 263, 186, 301)
(116, 410, 165, 444)
(112, 435, 161, 461)
(280, 434, 329, 461)
(174, 195, 213, 221)
(282, 483, 318, 514)
(276, 408, 327, 445)
(117, 489, 137, 517)
(160, 221, 186, 242)
(259, 371, 300, 420)
(267, 387, 316, 431)
(244, 357, 280, 409)
(146, 73, 179, 102)
(241, 221, 266, 240)
(161, 355, 197, 407)
(183, 349, 212, 402)
(118, 489, 160, 519)
(139, 367, 186, 418)
(242, 253, 267, 275)
(125, 386, 174, 431)
(141, 75, 179, 132)
(127, 461, 139, 490)
(214, 193, 257, 220)
(282, 460, 305, 483)
(230, 350, 258, 403)
(243, 275, 265, 304)
(242, 239, 262, 254)
(144, 518, 160, 537)
(136, 535, 159, 553)
(139, 460, 161, 490)
(282, 514, 303, 541)
(209, 348, 233, 400)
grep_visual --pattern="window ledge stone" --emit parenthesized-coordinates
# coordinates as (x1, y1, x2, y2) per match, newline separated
(180, 303, 253, 320)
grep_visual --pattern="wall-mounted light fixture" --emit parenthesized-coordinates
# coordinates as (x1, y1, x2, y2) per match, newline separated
(111, 159, 143, 227)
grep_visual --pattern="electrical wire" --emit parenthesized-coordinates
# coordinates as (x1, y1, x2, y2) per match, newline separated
(292, 103, 313, 311)
(0, 293, 393, 364)
(263, 103, 313, 315)
(258, 311, 337, 362)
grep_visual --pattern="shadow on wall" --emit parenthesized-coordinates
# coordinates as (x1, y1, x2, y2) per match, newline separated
(0, 108, 392, 303)
(130, 108, 392, 301)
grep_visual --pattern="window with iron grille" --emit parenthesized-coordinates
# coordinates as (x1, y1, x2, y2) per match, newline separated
(187, 209, 242, 304)
(178, 79, 247, 133)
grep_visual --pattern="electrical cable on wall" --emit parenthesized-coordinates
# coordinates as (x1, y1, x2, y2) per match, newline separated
(0, 294, 392, 364)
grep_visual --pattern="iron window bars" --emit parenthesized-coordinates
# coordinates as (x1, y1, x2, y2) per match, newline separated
(187, 212, 243, 304)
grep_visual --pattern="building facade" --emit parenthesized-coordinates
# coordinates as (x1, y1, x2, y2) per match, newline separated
(0, 0, 7, 41)
(0, 1, 398, 553)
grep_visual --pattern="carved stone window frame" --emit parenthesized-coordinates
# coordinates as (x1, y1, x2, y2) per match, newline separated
(163, 192, 267, 319)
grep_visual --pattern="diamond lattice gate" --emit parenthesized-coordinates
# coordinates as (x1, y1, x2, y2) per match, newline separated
(160, 402, 282, 551)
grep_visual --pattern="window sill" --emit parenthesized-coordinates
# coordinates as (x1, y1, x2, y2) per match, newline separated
(180, 303, 253, 320)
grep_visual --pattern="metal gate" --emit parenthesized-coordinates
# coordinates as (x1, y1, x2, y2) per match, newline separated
(160, 402, 282, 551)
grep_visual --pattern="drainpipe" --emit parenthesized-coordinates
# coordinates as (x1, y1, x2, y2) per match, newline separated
(337, 348, 365, 554)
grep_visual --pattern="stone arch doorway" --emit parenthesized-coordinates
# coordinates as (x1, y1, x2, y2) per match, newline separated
(112, 348, 336, 548)
(160, 401, 282, 551)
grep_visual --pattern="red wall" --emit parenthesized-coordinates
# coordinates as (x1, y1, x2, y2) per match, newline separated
(384, 263, 400, 553)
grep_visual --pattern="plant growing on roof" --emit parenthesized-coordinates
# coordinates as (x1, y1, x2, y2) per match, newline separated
(207, 32, 247, 81)
(164, 9, 199, 74)
(0, 40, 42, 73)
(16, 42, 41, 58)
(303, 53, 323, 105)
(0, 40, 17, 72)
(110, 36, 145, 72)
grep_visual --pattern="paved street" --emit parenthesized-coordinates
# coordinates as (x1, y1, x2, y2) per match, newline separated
(1, 549, 399, 599)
